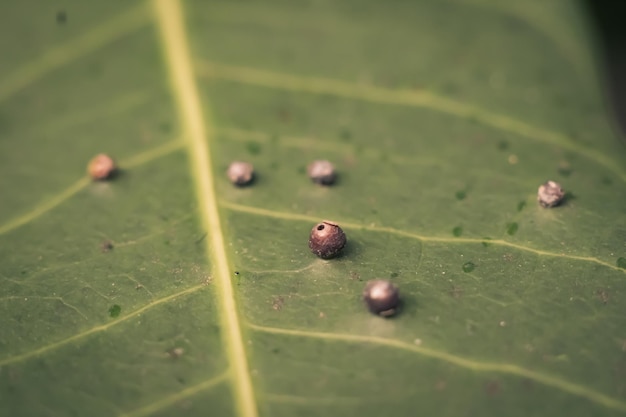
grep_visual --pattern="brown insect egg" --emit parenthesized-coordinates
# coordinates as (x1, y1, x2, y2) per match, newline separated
(88, 154, 117, 180)
(227, 161, 255, 186)
(308, 221, 346, 259)
(363, 280, 400, 317)
(537, 180, 565, 208)
(307, 160, 336, 185)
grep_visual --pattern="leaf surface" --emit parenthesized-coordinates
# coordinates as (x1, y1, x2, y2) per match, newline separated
(1, 1, 625, 416)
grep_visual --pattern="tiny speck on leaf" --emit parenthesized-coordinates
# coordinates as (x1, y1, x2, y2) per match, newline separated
(246, 141, 262, 155)
(452, 226, 463, 237)
(506, 222, 518, 236)
(462, 262, 475, 273)
(108, 304, 121, 318)
(390, 272, 399, 278)
(100, 240, 113, 253)
(517, 201, 526, 212)
(455, 190, 466, 201)
(56, 10, 67, 24)
(558, 166, 572, 177)
(339, 128, 352, 141)
(497, 140, 509, 151)
(167, 347, 184, 359)
(617, 257, 626, 270)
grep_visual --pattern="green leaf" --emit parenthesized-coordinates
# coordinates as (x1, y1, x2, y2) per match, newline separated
(1, 1, 625, 416)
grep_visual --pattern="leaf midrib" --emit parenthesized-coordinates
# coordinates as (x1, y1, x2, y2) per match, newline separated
(151, 1, 258, 417)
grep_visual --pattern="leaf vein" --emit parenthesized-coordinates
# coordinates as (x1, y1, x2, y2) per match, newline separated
(197, 61, 625, 183)
(221, 201, 624, 273)
(0, 4, 150, 102)
(0, 139, 184, 236)
(0, 284, 207, 366)
(248, 323, 626, 412)
(151, 1, 258, 417)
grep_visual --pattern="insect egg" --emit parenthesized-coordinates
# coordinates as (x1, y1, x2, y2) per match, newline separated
(88, 154, 117, 180)
(308, 221, 346, 259)
(363, 279, 400, 317)
(307, 160, 336, 185)
(227, 161, 255, 186)
(537, 180, 565, 207)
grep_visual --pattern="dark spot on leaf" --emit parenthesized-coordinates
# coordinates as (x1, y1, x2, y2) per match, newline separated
(601, 176, 613, 186)
(246, 141, 262, 155)
(371, 209, 378, 214)
(349, 271, 361, 281)
(497, 140, 509, 151)
(481, 237, 492, 247)
(558, 166, 572, 177)
(617, 257, 626, 269)
(277, 108, 291, 122)
(484, 380, 500, 396)
(234, 271, 240, 275)
(56, 10, 67, 24)
(390, 272, 399, 278)
(455, 190, 466, 200)
(339, 128, 352, 141)
(297, 166, 306, 175)
(517, 201, 526, 211)
(100, 240, 113, 253)
(452, 226, 463, 237)
(506, 222, 518, 235)
(521, 378, 534, 391)
(462, 262, 475, 273)
(272, 348, 280, 354)
(194, 233, 207, 244)
(177, 377, 186, 384)
(159, 121, 171, 133)
(108, 304, 121, 318)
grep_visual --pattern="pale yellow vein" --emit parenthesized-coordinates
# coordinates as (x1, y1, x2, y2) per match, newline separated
(118, 371, 230, 417)
(248, 323, 626, 412)
(0, 139, 184, 236)
(197, 61, 626, 183)
(220, 201, 624, 273)
(264, 393, 366, 406)
(0, 4, 150, 102)
(151, 1, 258, 417)
(0, 284, 206, 367)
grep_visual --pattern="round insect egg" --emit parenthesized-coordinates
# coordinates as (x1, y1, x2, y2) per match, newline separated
(307, 160, 336, 185)
(308, 221, 346, 259)
(537, 180, 565, 208)
(227, 161, 255, 186)
(88, 153, 117, 180)
(363, 279, 400, 317)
